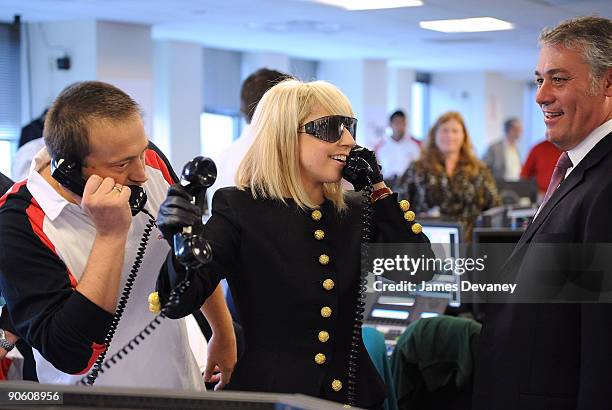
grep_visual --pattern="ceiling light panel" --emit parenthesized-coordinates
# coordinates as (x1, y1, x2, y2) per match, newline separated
(313, 0, 423, 11)
(419, 17, 514, 33)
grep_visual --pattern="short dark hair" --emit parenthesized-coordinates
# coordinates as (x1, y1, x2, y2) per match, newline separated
(240, 68, 291, 123)
(389, 110, 406, 123)
(44, 81, 141, 162)
(504, 117, 519, 134)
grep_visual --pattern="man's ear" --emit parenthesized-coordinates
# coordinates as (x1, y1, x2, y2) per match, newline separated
(604, 68, 612, 98)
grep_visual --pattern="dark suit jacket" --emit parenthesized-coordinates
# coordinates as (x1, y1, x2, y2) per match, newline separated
(473, 131, 612, 410)
(158, 187, 431, 408)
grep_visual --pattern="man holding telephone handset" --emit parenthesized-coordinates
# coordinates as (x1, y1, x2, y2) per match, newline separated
(0, 82, 235, 389)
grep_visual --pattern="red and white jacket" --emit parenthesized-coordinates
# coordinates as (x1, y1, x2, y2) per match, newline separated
(0, 144, 204, 389)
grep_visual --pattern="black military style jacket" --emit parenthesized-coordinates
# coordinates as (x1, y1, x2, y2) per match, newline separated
(158, 187, 430, 408)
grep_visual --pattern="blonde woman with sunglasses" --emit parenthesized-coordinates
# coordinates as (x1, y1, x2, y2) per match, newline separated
(155, 79, 430, 409)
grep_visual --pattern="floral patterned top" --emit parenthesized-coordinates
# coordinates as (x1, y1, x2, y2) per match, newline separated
(395, 161, 501, 240)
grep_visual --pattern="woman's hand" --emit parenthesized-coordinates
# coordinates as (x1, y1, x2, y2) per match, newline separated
(203, 331, 237, 390)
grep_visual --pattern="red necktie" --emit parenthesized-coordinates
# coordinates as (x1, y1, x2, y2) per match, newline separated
(541, 151, 572, 208)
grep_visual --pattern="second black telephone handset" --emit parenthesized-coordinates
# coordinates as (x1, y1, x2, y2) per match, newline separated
(342, 145, 375, 192)
(50, 157, 148, 216)
(341, 144, 376, 406)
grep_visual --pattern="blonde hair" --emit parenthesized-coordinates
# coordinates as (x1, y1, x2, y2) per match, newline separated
(236, 79, 353, 211)
(418, 111, 482, 177)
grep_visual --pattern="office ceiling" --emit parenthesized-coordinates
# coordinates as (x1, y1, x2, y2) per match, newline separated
(0, 0, 610, 79)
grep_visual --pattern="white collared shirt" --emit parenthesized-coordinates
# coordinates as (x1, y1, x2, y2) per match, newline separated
(22, 148, 205, 389)
(565, 118, 612, 178)
(503, 140, 522, 181)
(206, 124, 253, 213)
(533, 119, 612, 221)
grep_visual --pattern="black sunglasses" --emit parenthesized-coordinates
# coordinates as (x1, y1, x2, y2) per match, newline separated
(299, 115, 358, 143)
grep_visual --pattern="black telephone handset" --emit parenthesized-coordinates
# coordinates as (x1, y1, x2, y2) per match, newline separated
(50, 157, 148, 216)
(80, 156, 217, 386)
(341, 145, 376, 406)
(173, 156, 216, 269)
(342, 145, 375, 192)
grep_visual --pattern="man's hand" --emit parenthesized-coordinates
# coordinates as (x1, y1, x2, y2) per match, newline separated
(81, 176, 132, 237)
(203, 331, 237, 390)
(0, 330, 18, 360)
(76, 176, 132, 313)
(157, 184, 202, 247)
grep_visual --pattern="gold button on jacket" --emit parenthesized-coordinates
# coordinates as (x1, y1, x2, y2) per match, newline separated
(165, 188, 432, 406)
(314, 229, 325, 240)
(322, 278, 335, 291)
(403, 210, 416, 222)
(332, 379, 343, 391)
(314, 353, 326, 365)
(319, 254, 330, 265)
(399, 199, 410, 212)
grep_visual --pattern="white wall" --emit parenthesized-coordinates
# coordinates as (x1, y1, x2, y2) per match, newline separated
(318, 59, 400, 149)
(290, 58, 318, 81)
(241, 52, 290, 81)
(387, 68, 416, 118)
(202, 48, 241, 114)
(154, 40, 203, 171)
(96, 21, 154, 135)
(430, 72, 487, 154)
(23, 20, 155, 135)
(24, 21, 97, 123)
(429, 71, 527, 157)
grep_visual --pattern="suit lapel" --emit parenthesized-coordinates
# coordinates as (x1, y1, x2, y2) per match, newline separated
(518, 170, 584, 245)
(506, 132, 612, 262)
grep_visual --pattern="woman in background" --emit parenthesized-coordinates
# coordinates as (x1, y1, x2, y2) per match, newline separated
(397, 111, 500, 240)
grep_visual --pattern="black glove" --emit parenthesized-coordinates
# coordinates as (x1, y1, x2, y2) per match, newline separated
(157, 184, 202, 248)
(343, 145, 384, 191)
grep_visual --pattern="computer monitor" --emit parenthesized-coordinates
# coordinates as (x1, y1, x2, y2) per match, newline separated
(420, 220, 461, 255)
(471, 227, 524, 272)
(472, 227, 524, 244)
(476, 206, 507, 228)
(495, 179, 539, 206)
(363, 221, 462, 351)
(420, 221, 462, 306)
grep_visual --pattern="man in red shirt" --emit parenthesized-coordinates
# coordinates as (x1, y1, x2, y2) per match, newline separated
(520, 139, 562, 196)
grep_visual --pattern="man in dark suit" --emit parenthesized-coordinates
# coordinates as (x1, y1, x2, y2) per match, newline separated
(473, 16, 612, 410)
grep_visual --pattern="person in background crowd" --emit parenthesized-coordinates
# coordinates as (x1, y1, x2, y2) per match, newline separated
(376, 110, 421, 190)
(12, 138, 46, 181)
(13, 110, 49, 181)
(206, 68, 292, 212)
(483, 117, 523, 181)
(18, 109, 47, 148)
(520, 139, 562, 197)
(396, 111, 500, 240)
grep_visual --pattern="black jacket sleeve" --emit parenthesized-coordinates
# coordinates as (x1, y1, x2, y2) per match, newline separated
(157, 188, 240, 319)
(371, 192, 435, 283)
(0, 206, 113, 375)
